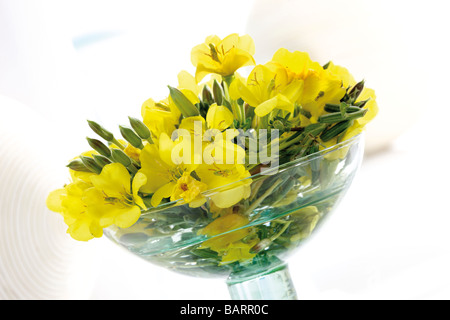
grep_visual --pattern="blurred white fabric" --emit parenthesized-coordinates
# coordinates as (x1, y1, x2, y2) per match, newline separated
(0, 95, 95, 299)
(246, 0, 437, 154)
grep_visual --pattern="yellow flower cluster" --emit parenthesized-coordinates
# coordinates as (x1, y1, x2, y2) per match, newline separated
(47, 160, 146, 241)
(47, 33, 377, 242)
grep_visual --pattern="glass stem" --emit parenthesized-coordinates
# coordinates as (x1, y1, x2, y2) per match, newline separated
(226, 263, 298, 300)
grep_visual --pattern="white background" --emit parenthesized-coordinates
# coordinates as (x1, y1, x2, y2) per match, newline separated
(1, 0, 449, 300)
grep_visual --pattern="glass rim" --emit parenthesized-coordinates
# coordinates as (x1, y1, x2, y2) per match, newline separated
(140, 133, 363, 215)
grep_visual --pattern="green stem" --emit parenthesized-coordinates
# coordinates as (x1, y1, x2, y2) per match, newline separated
(223, 74, 245, 124)
(270, 220, 292, 242)
(128, 164, 138, 175)
(244, 178, 283, 216)
(112, 138, 126, 150)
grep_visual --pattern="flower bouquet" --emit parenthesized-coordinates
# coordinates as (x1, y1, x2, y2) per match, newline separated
(47, 34, 377, 300)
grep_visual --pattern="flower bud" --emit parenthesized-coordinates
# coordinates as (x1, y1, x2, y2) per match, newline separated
(348, 80, 365, 103)
(92, 154, 112, 168)
(201, 85, 215, 105)
(128, 117, 151, 140)
(66, 159, 90, 172)
(212, 79, 223, 105)
(111, 149, 132, 168)
(354, 98, 370, 109)
(80, 156, 102, 174)
(119, 126, 144, 149)
(319, 109, 367, 124)
(325, 104, 360, 114)
(168, 86, 200, 117)
(87, 120, 114, 142)
(86, 137, 111, 157)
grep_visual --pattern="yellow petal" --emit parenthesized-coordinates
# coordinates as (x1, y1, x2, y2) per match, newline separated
(69, 170, 96, 184)
(177, 70, 200, 95)
(281, 79, 304, 102)
(67, 220, 96, 242)
(220, 47, 255, 75)
(179, 89, 200, 105)
(356, 88, 379, 126)
(211, 184, 251, 208)
(199, 213, 252, 252)
(138, 144, 172, 194)
(254, 94, 294, 117)
(159, 133, 176, 167)
(327, 62, 356, 88)
(132, 172, 147, 209)
(229, 76, 260, 108)
(179, 116, 206, 135)
(46, 189, 66, 213)
(113, 205, 141, 229)
(206, 103, 234, 131)
(90, 163, 131, 198)
(151, 182, 176, 207)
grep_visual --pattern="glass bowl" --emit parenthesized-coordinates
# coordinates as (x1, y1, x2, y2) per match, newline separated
(104, 134, 364, 300)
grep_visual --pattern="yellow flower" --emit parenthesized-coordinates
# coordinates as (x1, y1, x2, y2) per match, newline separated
(199, 213, 252, 252)
(191, 33, 256, 83)
(196, 163, 251, 208)
(206, 103, 234, 131)
(301, 70, 346, 122)
(320, 62, 379, 154)
(124, 143, 141, 162)
(219, 240, 259, 265)
(325, 62, 356, 88)
(198, 213, 258, 265)
(138, 133, 200, 207)
(202, 128, 246, 166)
(268, 48, 346, 123)
(141, 97, 181, 139)
(46, 163, 146, 241)
(47, 179, 99, 241)
(178, 115, 206, 136)
(171, 172, 208, 207)
(177, 70, 202, 96)
(268, 48, 320, 80)
(326, 62, 378, 127)
(229, 64, 303, 117)
(355, 87, 378, 127)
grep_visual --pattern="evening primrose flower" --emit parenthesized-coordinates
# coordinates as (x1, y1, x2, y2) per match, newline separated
(171, 172, 208, 207)
(326, 62, 378, 127)
(300, 70, 346, 123)
(124, 143, 141, 163)
(89, 163, 146, 211)
(198, 213, 252, 252)
(191, 33, 256, 83)
(219, 239, 259, 265)
(179, 103, 234, 135)
(141, 97, 181, 139)
(268, 48, 346, 123)
(206, 103, 234, 131)
(319, 62, 379, 159)
(268, 48, 321, 81)
(198, 213, 258, 265)
(47, 179, 98, 241)
(229, 64, 303, 117)
(46, 163, 146, 241)
(138, 133, 202, 207)
(196, 163, 251, 208)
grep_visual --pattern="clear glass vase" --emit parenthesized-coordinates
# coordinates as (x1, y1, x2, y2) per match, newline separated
(105, 134, 364, 300)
